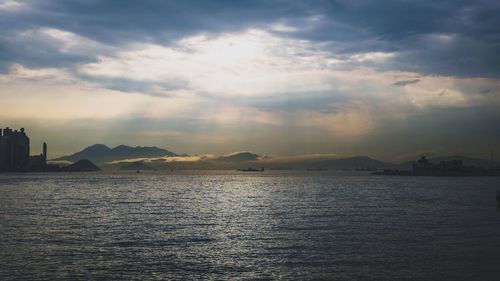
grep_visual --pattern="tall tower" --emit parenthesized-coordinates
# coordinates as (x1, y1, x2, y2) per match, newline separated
(43, 142, 47, 164)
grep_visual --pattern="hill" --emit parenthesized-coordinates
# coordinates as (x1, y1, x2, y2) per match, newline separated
(310, 156, 396, 170)
(398, 156, 498, 169)
(217, 152, 260, 162)
(61, 159, 100, 172)
(53, 144, 179, 164)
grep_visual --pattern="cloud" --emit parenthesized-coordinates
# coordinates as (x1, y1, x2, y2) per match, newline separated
(105, 154, 214, 165)
(258, 153, 339, 163)
(480, 89, 492, 95)
(0, 64, 203, 120)
(78, 29, 348, 97)
(1, 0, 500, 160)
(1, 1, 500, 78)
(392, 79, 421, 87)
(103, 152, 345, 170)
(0, 0, 23, 11)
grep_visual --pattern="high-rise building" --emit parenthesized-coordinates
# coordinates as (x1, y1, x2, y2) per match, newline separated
(0, 127, 30, 171)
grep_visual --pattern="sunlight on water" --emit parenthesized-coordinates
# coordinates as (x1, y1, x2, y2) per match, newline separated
(1, 171, 500, 280)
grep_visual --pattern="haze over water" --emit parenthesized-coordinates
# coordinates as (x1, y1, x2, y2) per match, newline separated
(1, 171, 500, 280)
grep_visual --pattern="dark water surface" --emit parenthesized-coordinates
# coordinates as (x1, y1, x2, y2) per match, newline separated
(1, 171, 500, 280)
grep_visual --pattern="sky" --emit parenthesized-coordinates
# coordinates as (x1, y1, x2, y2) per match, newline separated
(1, 0, 500, 161)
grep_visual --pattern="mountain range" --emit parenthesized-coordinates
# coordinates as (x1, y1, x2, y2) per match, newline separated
(53, 144, 178, 164)
(398, 155, 497, 169)
(217, 152, 261, 162)
(53, 144, 498, 170)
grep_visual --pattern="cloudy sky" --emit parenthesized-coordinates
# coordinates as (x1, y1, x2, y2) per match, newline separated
(1, 0, 500, 161)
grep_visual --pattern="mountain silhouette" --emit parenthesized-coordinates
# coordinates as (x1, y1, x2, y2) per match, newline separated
(61, 159, 100, 172)
(398, 155, 498, 169)
(105, 153, 397, 170)
(217, 152, 260, 162)
(53, 144, 178, 164)
(314, 156, 396, 170)
(54, 148, 498, 171)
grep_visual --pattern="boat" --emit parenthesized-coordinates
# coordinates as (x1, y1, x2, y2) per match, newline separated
(307, 167, 328, 171)
(237, 167, 264, 172)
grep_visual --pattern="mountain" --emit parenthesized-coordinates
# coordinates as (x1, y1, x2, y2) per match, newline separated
(57, 147, 497, 171)
(398, 156, 498, 169)
(104, 153, 396, 170)
(120, 161, 155, 171)
(217, 152, 260, 162)
(78, 144, 112, 155)
(54, 144, 178, 164)
(307, 155, 496, 171)
(111, 145, 177, 159)
(312, 156, 396, 170)
(61, 159, 100, 172)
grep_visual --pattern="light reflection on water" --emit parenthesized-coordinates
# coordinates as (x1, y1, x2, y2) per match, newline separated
(1, 171, 500, 280)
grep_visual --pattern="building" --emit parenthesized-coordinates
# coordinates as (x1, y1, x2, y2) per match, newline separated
(29, 142, 48, 169)
(412, 156, 432, 172)
(0, 127, 30, 171)
(0, 127, 48, 171)
(375, 155, 500, 176)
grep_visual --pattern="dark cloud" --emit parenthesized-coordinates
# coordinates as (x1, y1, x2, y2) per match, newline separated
(77, 75, 191, 97)
(1, 0, 500, 78)
(392, 79, 421, 87)
(4, 0, 305, 45)
(0, 30, 97, 71)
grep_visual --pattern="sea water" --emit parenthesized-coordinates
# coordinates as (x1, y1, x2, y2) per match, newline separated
(1, 171, 500, 280)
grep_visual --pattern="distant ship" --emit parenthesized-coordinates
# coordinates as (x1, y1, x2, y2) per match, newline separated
(307, 167, 328, 171)
(237, 167, 265, 172)
(355, 166, 376, 171)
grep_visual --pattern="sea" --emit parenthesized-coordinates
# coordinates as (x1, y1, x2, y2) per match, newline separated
(1, 171, 500, 280)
